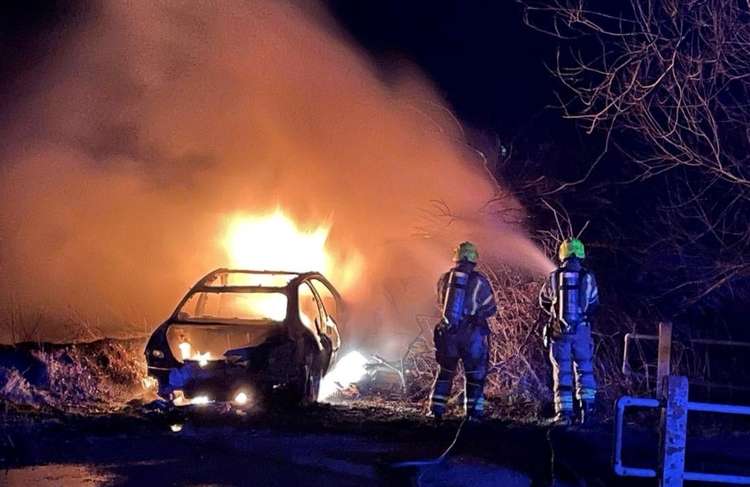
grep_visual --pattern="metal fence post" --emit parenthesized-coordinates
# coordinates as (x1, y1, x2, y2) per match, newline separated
(657, 322, 673, 397)
(659, 375, 688, 487)
(614, 380, 750, 484)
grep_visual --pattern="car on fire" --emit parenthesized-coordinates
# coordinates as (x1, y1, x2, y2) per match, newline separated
(144, 268, 343, 406)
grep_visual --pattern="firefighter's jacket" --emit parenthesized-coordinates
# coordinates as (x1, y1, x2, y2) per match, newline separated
(540, 257, 599, 335)
(437, 264, 497, 334)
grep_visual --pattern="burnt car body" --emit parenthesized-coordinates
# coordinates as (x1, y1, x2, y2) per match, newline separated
(145, 268, 343, 405)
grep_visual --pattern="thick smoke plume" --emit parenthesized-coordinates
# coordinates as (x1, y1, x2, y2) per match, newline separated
(0, 1, 552, 346)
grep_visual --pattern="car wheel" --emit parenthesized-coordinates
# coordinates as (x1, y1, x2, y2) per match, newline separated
(282, 355, 318, 406)
(304, 367, 321, 404)
(295, 363, 321, 405)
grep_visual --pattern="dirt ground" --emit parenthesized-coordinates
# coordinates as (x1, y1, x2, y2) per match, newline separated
(2, 399, 749, 487)
(1, 340, 749, 486)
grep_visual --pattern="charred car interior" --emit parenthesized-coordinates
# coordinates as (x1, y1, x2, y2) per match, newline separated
(145, 269, 343, 406)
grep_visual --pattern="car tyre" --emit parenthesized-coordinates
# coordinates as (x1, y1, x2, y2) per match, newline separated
(280, 354, 319, 406)
(304, 366, 321, 404)
(296, 362, 321, 405)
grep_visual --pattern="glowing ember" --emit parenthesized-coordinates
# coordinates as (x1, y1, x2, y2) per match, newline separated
(178, 342, 191, 360)
(178, 341, 212, 366)
(141, 376, 158, 390)
(191, 395, 210, 406)
(172, 390, 212, 407)
(195, 352, 211, 367)
(234, 391, 249, 405)
(318, 351, 369, 401)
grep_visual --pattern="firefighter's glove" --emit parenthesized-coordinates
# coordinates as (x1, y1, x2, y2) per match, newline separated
(434, 321, 446, 362)
(437, 318, 450, 332)
(463, 314, 480, 331)
(434, 320, 445, 337)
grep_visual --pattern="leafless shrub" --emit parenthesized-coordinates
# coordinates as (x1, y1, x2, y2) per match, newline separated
(524, 0, 750, 186)
(400, 315, 437, 403)
(484, 266, 551, 411)
(521, 0, 750, 307)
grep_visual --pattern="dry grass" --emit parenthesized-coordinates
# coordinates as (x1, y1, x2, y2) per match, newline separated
(0, 303, 109, 346)
(1, 305, 43, 345)
(0, 338, 146, 412)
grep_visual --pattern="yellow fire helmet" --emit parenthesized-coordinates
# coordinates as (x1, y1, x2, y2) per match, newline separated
(558, 238, 586, 261)
(453, 241, 479, 263)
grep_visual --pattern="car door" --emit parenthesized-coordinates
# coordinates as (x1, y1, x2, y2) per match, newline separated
(298, 281, 325, 334)
(309, 278, 341, 353)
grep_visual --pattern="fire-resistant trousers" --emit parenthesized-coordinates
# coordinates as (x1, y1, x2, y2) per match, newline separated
(549, 323, 597, 415)
(430, 323, 488, 418)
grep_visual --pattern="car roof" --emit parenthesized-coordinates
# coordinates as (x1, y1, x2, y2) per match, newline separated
(167, 268, 342, 325)
(193, 268, 328, 291)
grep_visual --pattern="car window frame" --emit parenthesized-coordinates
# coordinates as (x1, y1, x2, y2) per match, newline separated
(176, 288, 289, 324)
(299, 280, 326, 334)
(309, 278, 339, 323)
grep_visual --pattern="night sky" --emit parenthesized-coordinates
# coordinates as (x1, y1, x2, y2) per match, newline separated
(0, 1, 559, 140)
(326, 1, 556, 133)
(324, 1, 601, 201)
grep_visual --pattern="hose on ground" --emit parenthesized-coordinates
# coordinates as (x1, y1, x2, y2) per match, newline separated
(391, 417, 468, 468)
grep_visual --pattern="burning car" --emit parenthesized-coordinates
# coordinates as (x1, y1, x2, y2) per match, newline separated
(144, 268, 343, 406)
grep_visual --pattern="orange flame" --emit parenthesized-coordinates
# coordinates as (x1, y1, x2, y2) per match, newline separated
(216, 208, 361, 331)
(222, 209, 332, 275)
(220, 208, 361, 290)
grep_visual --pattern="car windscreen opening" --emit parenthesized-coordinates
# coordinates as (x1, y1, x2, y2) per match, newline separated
(178, 291, 288, 323)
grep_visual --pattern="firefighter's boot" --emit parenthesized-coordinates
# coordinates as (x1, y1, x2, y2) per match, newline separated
(579, 399, 596, 425)
(547, 411, 574, 427)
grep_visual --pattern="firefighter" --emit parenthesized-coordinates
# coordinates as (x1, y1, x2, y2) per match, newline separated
(430, 241, 497, 421)
(540, 238, 599, 425)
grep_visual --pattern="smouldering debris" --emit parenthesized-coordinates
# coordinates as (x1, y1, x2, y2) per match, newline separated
(233, 392, 249, 406)
(318, 351, 368, 401)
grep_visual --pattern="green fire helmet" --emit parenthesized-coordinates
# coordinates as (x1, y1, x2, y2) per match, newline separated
(558, 238, 585, 261)
(453, 241, 479, 263)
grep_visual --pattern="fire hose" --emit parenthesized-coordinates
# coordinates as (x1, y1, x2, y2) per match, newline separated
(390, 417, 468, 468)
(392, 420, 580, 486)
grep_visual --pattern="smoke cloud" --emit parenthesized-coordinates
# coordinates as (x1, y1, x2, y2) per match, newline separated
(0, 1, 553, 347)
